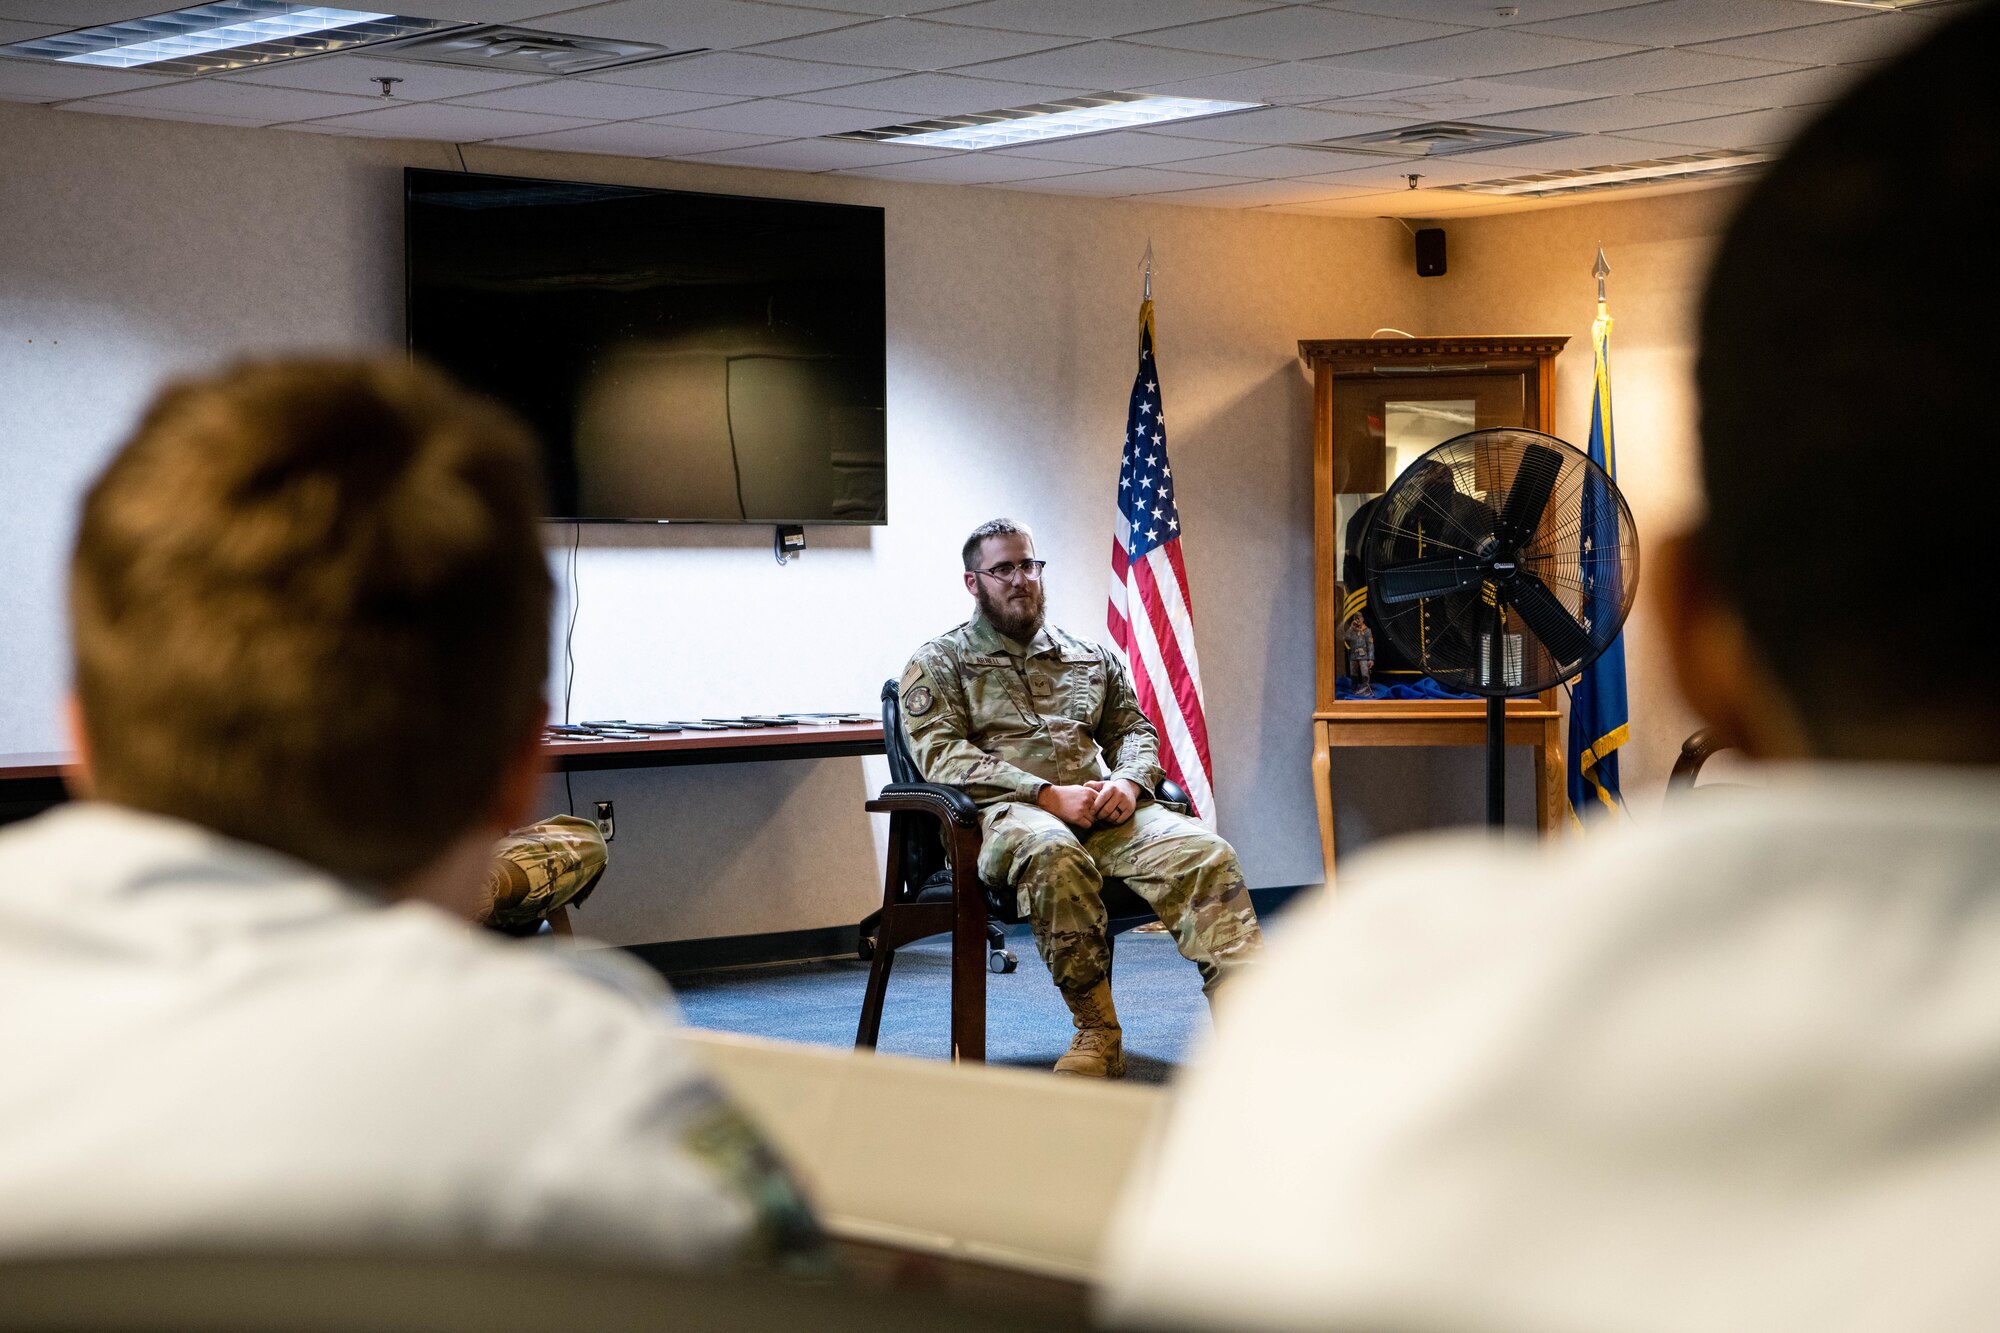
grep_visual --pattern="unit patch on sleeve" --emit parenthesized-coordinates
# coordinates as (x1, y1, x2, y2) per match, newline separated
(904, 684, 935, 718)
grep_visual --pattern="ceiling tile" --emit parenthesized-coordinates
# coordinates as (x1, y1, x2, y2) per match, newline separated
(1325, 76, 1607, 118)
(753, 0, 965, 11)
(651, 95, 896, 135)
(228, 54, 543, 100)
(1312, 27, 1642, 78)
(0, 0, 173, 25)
(1297, 153, 1532, 188)
(0, 59, 176, 101)
(534, 0, 861, 49)
(1148, 177, 1382, 208)
(64, 79, 383, 122)
(1315, 1, 1659, 25)
(1173, 141, 1405, 176)
(305, 101, 599, 139)
(1617, 102, 1823, 149)
(0, 17, 58, 39)
(830, 151, 1106, 183)
(1133, 62, 1446, 104)
(61, 101, 267, 126)
(1017, 163, 1260, 195)
(1500, 92, 1741, 132)
(483, 119, 778, 154)
(588, 50, 897, 94)
(1141, 104, 1420, 145)
(445, 79, 743, 117)
(1687, 12, 1940, 64)
(979, 129, 1251, 167)
(1131, 8, 1471, 61)
(1487, 45, 1805, 93)
(1648, 61, 1876, 108)
(348, 0, 591, 18)
(951, 39, 1269, 89)
(1516, 0, 1851, 47)
(930, 0, 1276, 41)
(792, 71, 1091, 114)
(746, 18, 1074, 70)
(677, 135, 950, 169)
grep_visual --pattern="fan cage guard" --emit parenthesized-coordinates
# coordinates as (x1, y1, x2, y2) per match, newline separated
(1359, 427, 1639, 699)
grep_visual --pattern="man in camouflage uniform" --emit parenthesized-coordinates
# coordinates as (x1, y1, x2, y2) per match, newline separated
(480, 814, 609, 936)
(899, 518, 1262, 1079)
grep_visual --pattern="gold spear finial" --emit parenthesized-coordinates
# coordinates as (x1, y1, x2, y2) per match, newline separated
(1593, 246, 1610, 304)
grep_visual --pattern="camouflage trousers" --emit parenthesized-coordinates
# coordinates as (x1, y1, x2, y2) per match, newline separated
(479, 813, 609, 936)
(977, 800, 1262, 997)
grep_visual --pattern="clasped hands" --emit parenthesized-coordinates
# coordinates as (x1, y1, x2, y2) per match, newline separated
(1036, 777, 1143, 830)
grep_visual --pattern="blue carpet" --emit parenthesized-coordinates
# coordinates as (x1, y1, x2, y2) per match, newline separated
(670, 925, 1210, 1085)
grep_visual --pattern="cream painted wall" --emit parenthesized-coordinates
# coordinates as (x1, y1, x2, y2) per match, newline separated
(1421, 183, 1751, 812)
(2, 98, 1434, 946)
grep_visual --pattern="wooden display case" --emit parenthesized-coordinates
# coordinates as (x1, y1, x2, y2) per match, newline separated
(1301, 335, 1570, 887)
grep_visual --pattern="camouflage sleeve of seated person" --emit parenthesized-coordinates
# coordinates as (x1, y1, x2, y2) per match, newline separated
(480, 814, 608, 934)
(899, 644, 1051, 805)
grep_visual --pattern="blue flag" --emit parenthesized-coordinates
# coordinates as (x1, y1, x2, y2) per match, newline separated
(1566, 302, 1630, 824)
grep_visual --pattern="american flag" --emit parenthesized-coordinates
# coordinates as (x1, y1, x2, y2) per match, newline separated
(1107, 299, 1216, 824)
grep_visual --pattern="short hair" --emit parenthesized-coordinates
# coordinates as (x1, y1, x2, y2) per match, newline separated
(1696, 2, 1998, 754)
(962, 518, 1033, 571)
(70, 358, 554, 886)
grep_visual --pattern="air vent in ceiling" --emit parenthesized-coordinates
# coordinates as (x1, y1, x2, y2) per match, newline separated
(372, 25, 704, 76)
(1438, 150, 1772, 198)
(1296, 121, 1574, 158)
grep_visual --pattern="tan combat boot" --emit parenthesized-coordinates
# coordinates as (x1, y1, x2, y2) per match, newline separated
(1053, 978, 1126, 1078)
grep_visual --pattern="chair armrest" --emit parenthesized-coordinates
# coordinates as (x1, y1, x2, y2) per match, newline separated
(1156, 777, 1192, 809)
(1668, 728, 1729, 793)
(867, 782, 981, 828)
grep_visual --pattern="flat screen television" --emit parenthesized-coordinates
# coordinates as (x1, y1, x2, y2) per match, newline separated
(404, 168, 886, 524)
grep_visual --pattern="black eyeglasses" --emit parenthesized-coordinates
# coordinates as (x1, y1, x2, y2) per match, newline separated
(972, 559, 1048, 582)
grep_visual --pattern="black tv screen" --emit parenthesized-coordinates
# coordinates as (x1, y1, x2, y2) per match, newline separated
(405, 168, 886, 524)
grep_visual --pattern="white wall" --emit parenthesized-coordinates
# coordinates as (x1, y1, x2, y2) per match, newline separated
(3, 99, 1434, 945)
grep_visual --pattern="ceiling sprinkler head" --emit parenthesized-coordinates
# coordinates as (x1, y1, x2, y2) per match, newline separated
(374, 76, 402, 98)
(1406, 173, 1423, 189)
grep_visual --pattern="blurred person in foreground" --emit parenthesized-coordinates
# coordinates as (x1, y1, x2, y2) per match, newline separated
(1102, 6, 2000, 1330)
(0, 358, 820, 1268)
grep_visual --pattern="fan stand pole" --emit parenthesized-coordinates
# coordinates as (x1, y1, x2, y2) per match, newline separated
(1485, 696, 1506, 828)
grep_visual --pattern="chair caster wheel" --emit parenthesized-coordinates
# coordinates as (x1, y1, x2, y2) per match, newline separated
(858, 937, 875, 961)
(989, 949, 1017, 975)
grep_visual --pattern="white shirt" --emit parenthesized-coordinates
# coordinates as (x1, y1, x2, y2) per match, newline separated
(1103, 766, 2000, 1333)
(0, 803, 792, 1265)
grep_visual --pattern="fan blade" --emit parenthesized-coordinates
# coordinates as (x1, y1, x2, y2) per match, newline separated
(1375, 557, 1485, 604)
(1505, 571, 1594, 669)
(1494, 443, 1563, 553)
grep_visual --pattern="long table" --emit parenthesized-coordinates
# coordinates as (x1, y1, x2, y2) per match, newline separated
(0, 722, 887, 826)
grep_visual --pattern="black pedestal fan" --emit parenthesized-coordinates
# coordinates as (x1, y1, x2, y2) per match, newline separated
(1358, 428, 1640, 827)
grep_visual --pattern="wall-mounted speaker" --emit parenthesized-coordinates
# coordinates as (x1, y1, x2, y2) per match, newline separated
(1415, 227, 1447, 278)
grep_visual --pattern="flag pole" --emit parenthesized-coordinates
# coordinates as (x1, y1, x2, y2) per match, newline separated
(1141, 238, 1154, 301)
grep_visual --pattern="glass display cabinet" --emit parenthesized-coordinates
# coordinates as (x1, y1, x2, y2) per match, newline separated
(1301, 335, 1571, 885)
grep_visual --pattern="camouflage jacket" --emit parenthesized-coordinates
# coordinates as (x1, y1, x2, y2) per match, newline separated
(899, 614, 1165, 807)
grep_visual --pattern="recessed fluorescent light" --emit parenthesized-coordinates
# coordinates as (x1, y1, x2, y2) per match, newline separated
(833, 92, 1261, 151)
(61, 6, 385, 67)
(1441, 150, 1772, 198)
(1, 0, 461, 76)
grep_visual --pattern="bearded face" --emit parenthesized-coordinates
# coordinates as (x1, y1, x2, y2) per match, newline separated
(967, 532, 1046, 643)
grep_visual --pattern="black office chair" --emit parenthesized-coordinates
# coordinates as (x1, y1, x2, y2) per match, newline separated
(1667, 727, 1746, 798)
(856, 679, 1183, 1062)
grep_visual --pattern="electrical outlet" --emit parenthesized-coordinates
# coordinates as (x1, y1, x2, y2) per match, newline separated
(593, 800, 615, 842)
